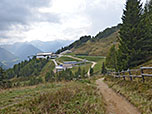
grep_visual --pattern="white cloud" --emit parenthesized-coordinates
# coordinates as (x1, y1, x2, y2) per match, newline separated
(0, 0, 147, 44)
(24, 0, 124, 42)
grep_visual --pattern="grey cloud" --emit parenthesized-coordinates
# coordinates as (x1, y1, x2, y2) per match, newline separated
(0, 0, 60, 31)
(0, 0, 60, 43)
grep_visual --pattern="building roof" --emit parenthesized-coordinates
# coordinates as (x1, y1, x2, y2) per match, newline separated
(56, 65, 64, 69)
(63, 61, 77, 64)
(37, 52, 53, 56)
(63, 61, 83, 65)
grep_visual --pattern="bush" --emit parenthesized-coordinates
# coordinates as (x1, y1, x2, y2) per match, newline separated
(101, 62, 107, 75)
(45, 71, 55, 82)
(29, 77, 43, 86)
(90, 67, 94, 76)
(0, 80, 12, 89)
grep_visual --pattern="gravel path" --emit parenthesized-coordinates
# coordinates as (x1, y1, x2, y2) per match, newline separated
(96, 78, 141, 114)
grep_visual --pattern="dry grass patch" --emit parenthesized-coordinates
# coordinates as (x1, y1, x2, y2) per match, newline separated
(73, 31, 119, 56)
(1, 81, 105, 114)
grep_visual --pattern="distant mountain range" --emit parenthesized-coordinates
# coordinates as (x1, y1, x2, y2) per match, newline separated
(0, 40, 73, 68)
(30, 40, 73, 52)
(1, 43, 43, 61)
(0, 47, 20, 68)
(0, 61, 7, 69)
(0, 62, 4, 67)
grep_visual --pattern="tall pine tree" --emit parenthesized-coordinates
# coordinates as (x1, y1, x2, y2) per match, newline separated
(106, 45, 117, 70)
(134, 0, 152, 65)
(117, 0, 142, 70)
(142, 0, 152, 58)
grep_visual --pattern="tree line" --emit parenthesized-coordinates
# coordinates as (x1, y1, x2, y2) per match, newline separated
(0, 58, 95, 88)
(106, 0, 152, 71)
(45, 67, 90, 82)
(6, 56, 49, 79)
(0, 57, 49, 88)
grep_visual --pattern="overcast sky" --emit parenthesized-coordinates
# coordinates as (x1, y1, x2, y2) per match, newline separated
(0, 0, 147, 44)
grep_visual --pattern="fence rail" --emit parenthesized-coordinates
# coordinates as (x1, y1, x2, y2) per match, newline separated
(109, 67, 152, 82)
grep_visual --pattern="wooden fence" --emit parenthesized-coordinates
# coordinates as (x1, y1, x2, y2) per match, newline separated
(108, 67, 152, 82)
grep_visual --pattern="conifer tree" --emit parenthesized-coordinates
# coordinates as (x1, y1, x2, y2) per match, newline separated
(106, 45, 117, 70)
(135, 0, 152, 65)
(81, 68, 86, 78)
(117, 0, 142, 70)
(143, 0, 152, 57)
(101, 62, 107, 75)
(90, 67, 94, 76)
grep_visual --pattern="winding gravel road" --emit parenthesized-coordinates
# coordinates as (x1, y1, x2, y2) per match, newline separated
(96, 78, 141, 114)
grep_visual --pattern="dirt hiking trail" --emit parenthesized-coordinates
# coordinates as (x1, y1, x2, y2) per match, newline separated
(96, 78, 141, 114)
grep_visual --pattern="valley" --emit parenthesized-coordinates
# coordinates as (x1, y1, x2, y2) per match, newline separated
(0, 22, 151, 113)
(0, 40, 72, 69)
(0, 0, 152, 113)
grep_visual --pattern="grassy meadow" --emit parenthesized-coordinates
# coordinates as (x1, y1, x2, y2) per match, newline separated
(75, 55, 105, 74)
(0, 78, 105, 114)
(70, 63, 92, 74)
(72, 31, 119, 56)
(57, 56, 80, 63)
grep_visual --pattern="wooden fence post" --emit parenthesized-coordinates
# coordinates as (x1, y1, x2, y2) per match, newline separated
(118, 71, 120, 78)
(122, 70, 125, 80)
(128, 69, 132, 81)
(140, 67, 145, 83)
(113, 72, 115, 78)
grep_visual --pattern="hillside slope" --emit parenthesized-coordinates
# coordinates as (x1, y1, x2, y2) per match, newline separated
(72, 31, 119, 56)
(56, 35, 92, 54)
(56, 24, 120, 56)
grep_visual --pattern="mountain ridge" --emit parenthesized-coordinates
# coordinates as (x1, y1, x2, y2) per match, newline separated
(0, 47, 20, 68)
(30, 40, 73, 52)
(1, 43, 43, 61)
(56, 24, 120, 56)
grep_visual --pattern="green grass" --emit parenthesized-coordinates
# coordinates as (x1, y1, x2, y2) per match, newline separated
(0, 83, 62, 110)
(71, 63, 92, 74)
(75, 55, 105, 74)
(39, 60, 55, 79)
(104, 76, 152, 114)
(0, 80, 105, 114)
(40, 60, 55, 73)
(75, 55, 105, 62)
(57, 56, 80, 63)
(57, 55, 105, 75)
(63, 52, 75, 56)
(94, 58, 105, 74)
(73, 31, 119, 56)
